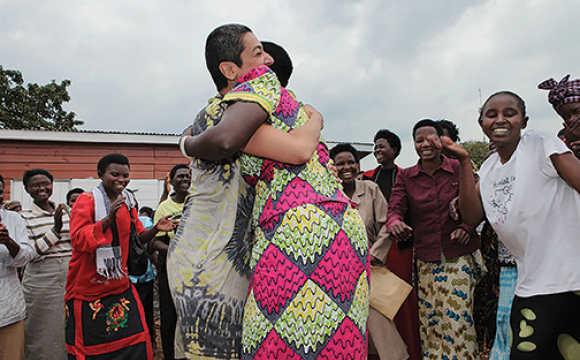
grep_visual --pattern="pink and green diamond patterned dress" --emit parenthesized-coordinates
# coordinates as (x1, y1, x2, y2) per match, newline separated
(224, 66, 370, 360)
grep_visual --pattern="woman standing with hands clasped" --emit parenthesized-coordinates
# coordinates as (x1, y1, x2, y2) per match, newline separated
(65, 153, 178, 360)
(436, 91, 580, 360)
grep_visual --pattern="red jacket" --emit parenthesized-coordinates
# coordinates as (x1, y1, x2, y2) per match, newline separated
(65, 193, 146, 302)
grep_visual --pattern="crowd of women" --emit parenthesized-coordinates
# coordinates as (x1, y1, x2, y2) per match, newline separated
(1, 22, 580, 360)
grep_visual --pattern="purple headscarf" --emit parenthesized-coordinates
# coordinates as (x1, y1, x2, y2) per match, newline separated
(538, 74, 580, 112)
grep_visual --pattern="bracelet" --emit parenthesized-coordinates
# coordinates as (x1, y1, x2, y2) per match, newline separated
(179, 135, 191, 158)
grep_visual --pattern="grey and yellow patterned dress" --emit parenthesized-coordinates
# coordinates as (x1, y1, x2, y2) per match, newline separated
(167, 95, 254, 359)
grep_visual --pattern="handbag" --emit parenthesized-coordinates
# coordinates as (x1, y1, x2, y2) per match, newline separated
(127, 211, 148, 276)
(369, 265, 412, 320)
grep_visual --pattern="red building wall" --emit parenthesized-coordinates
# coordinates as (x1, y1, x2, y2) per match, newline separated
(0, 140, 183, 200)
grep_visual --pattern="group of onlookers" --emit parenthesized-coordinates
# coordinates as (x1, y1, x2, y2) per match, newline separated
(0, 160, 191, 360)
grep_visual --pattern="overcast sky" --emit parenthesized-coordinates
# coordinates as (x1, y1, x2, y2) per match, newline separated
(2, 0, 578, 167)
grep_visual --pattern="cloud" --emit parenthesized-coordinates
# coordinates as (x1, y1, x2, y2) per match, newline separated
(2, 0, 579, 167)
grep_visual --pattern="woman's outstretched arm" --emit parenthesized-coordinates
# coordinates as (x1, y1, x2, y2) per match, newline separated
(182, 102, 322, 165)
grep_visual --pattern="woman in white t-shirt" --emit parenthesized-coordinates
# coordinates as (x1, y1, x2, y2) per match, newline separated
(432, 90, 580, 360)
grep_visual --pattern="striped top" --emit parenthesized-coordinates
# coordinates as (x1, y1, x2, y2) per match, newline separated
(20, 201, 71, 262)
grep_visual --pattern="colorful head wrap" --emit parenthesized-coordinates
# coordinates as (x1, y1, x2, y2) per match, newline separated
(538, 74, 580, 112)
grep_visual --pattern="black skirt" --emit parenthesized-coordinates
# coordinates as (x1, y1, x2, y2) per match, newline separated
(65, 284, 153, 359)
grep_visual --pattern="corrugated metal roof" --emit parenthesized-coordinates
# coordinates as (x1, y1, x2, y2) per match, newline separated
(78, 129, 180, 136)
(0, 128, 373, 151)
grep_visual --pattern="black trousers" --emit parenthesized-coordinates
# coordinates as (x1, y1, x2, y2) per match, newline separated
(510, 291, 580, 360)
(134, 280, 155, 343)
(158, 266, 181, 360)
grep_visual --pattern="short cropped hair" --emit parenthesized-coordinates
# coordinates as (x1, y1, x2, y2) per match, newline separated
(262, 41, 293, 87)
(373, 129, 402, 157)
(66, 188, 85, 203)
(23, 168, 54, 187)
(205, 24, 252, 92)
(437, 119, 460, 142)
(412, 119, 444, 139)
(329, 143, 360, 163)
(479, 90, 527, 123)
(139, 206, 154, 219)
(97, 153, 130, 174)
(170, 164, 190, 181)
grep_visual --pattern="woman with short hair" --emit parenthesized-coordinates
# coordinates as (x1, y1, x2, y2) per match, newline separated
(20, 168, 71, 360)
(330, 144, 408, 360)
(65, 153, 177, 359)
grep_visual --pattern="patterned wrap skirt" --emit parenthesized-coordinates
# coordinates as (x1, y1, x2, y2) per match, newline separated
(65, 284, 153, 359)
(241, 203, 370, 359)
(417, 250, 486, 360)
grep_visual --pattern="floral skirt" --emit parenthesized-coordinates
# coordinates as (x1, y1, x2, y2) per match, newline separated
(65, 284, 153, 359)
(417, 251, 486, 360)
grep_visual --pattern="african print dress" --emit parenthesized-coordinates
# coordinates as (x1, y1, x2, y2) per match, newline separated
(167, 95, 255, 359)
(224, 66, 370, 360)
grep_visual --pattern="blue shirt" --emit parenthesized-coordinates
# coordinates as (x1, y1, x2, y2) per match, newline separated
(130, 216, 156, 284)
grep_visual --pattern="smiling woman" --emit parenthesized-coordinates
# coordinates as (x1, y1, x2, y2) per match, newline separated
(64, 153, 177, 360)
(444, 91, 580, 360)
(387, 119, 483, 360)
(330, 143, 409, 360)
(169, 24, 368, 360)
(19, 168, 71, 360)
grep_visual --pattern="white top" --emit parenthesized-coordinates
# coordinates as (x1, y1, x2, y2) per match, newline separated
(479, 130, 580, 297)
(0, 209, 35, 327)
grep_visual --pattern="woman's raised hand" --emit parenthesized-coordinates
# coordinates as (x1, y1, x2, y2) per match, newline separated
(100, 195, 126, 232)
(109, 196, 126, 220)
(429, 135, 470, 161)
(565, 121, 580, 159)
(53, 203, 64, 233)
(155, 215, 178, 232)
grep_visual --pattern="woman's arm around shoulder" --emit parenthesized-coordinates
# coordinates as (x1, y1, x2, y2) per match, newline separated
(183, 102, 268, 160)
(243, 104, 322, 164)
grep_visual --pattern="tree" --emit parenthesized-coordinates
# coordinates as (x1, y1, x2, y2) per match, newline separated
(460, 140, 490, 171)
(0, 65, 83, 131)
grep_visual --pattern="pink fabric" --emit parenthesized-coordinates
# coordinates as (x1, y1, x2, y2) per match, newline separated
(318, 317, 366, 360)
(252, 245, 307, 315)
(311, 230, 365, 302)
